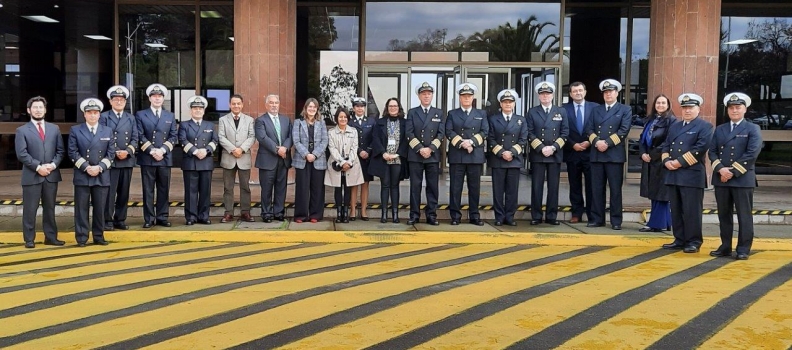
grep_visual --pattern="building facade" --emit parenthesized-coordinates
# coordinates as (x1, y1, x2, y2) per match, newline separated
(0, 0, 790, 174)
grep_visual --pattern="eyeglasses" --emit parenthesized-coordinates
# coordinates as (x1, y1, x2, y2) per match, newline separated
(387, 105, 399, 108)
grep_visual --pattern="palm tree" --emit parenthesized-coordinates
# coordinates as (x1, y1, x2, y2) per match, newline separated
(467, 15, 559, 62)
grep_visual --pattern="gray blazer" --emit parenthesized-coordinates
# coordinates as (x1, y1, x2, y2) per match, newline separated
(16, 121, 64, 186)
(292, 118, 328, 170)
(254, 113, 293, 170)
(218, 112, 256, 170)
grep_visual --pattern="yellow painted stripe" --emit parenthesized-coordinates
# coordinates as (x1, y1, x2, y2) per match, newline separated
(418, 251, 713, 349)
(280, 246, 631, 350)
(0, 243, 353, 314)
(143, 245, 572, 350)
(5, 244, 461, 349)
(699, 261, 792, 349)
(559, 252, 791, 349)
(0, 242, 169, 266)
(0, 243, 270, 289)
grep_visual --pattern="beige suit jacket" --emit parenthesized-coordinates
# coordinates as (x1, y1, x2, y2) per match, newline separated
(218, 112, 256, 170)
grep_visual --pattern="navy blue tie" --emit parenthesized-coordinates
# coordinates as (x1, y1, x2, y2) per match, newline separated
(576, 104, 583, 132)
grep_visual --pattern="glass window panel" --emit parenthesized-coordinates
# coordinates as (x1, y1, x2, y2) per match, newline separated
(200, 4, 234, 121)
(365, 2, 561, 63)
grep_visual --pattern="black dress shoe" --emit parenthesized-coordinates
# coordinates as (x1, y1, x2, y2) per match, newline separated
(392, 218, 400, 224)
(263, 217, 273, 223)
(611, 225, 622, 230)
(94, 240, 109, 246)
(470, 220, 484, 226)
(142, 222, 153, 229)
(494, 221, 502, 226)
(77, 242, 87, 247)
(104, 226, 114, 231)
(507, 221, 517, 226)
(735, 253, 749, 260)
(275, 215, 285, 221)
(662, 242, 685, 250)
(185, 221, 194, 226)
(450, 220, 460, 225)
(114, 223, 129, 230)
(586, 222, 604, 227)
(44, 239, 65, 246)
(156, 220, 172, 227)
(427, 219, 440, 226)
(530, 220, 541, 225)
(198, 219, 212, 225)
(709, 248, 732, 257)
(683, 245, 700, 253)
(24, 242, 35, 249)
(360, 216, 369, 221)
(407, 219, 417, 225)
(547, 220, 560, 225)
(639, 227, 662, 232)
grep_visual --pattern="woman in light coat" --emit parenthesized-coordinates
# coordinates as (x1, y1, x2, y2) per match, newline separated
(292, 98, 328, 223)
(325, 107, 364, 223)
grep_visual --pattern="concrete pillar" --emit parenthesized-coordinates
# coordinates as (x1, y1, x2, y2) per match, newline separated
(234, 0, 296, 182)
(647, 0, 721, 124)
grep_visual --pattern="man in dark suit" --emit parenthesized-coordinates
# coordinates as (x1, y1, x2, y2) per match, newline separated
(406, 82, 446, 225)
(527, 82, 569, 225)
(583, 79, 632, 230)
(563, 82, 598, 223)
(349, 96, 376, 221)
(660, 93, 714, 253)
(255, 94, 293, 222)
(487, 89, 528, 226)
(100, 85, 138, 231)
(136, 83, 178, 228)
(709, 92, 762, 260)
(446, 83, 488, 226)
(179, 96, 218, 225)
(15, 96, 65, 248)
(69, 98, 115, 247)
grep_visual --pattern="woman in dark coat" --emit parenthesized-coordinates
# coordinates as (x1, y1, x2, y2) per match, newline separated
(639, 94, 675, 232)
(369, 97, 408, 223)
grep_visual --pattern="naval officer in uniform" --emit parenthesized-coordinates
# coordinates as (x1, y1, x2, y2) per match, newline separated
(526, 81, 569, 225)
(179, 95, 218, 225)
(446, 83, 488, 226)
(136, 83, 178, 228)
(406, 82, 446, 225)
(68, 98, 114, 246)
(660, 93, 713, 253)
(584, 79, 632, 230)
(100, 85, 138, 231)
(709, 93, 762, 260)
(487, 89, 528, 226)
(348, 96, 376, 221)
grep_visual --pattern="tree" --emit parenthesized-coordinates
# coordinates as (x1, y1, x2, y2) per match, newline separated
(467, 16, 559, 62)
(319, 65, 358, 121)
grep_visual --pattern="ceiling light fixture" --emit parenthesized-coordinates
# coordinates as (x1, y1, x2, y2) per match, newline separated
(724, 39, 758, 45)
(85, 35, 112, 40)
(228, 37, 234, 41)
(145, 43, 167, 48)
(22, 15, 59, 23)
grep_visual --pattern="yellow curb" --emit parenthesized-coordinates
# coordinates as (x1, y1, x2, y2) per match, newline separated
(2, 231, 792, 251)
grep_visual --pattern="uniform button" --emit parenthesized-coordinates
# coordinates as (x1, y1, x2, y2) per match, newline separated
(672, 142, 675, 145)
(732, 146, 735, 149)
(678, 149, 682, 152)
(680, 142, 683, 145)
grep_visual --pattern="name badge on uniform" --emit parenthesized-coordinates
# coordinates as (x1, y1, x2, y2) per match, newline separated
(204, 129, 212, 132)
(432, 117, 441, 122)
(686, 131, 696, 134)
(100, 137, 111, 141)
(552, 113, 562, 121)
(388, 139, 396, 146)
(165, 121, 172, 124)
(736, 134, 748, 138)
(474, 117, 482, 120)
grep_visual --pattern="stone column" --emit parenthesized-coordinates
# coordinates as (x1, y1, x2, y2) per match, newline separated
(234, 0, 296, 182)
(647, 0, 721, 124)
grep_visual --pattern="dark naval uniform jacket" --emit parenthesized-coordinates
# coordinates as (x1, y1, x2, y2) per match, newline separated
(445, 107, 489, 164)
(661, 117, 714, 188)
(179, 119, 218, 171)
(526, 105, 569, 163)
(487, 113, 528, 168)
(100, 110, 138, 168)
(405, 106, 445, 163)
(584, 102, 632, 163)
(68, 124, 115, 187)
(135, 108, 178, 166)
(709, 120, 762, 188)
(349, 114, 376, 176)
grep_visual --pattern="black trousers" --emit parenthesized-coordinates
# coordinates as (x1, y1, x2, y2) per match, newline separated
(74, 185, 108, 244)
(590, 162, 624, 226)
(140, 166, 171, 223)
(715, 186, 754, 254)
(22, 181, 59, 243)
(260, 159, 288, 219)
(531, 162, 561, 221)
(335, 175, 351, 207)
(492, 167, 520, 223)
(183, 170, 212, 222)
(408, 161, 439, 220)
(105, 167, 132, 226)
(294, 163, 325, 220)
(449, 163, 482, 221)
(669, 185, 704, 247)
(566, 158, 592, 219)
(380, 164, 402, 211)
